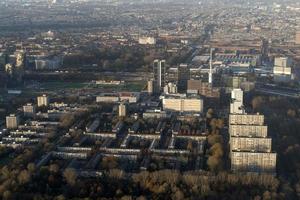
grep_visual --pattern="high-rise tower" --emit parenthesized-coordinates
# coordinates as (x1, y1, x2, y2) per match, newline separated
(153, 59, 166, 91)
(208, 48, 213, 85)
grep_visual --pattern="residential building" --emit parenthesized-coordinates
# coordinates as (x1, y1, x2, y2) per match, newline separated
(153, 59, 166, 91)
(6, 114, 19, 129)
(230, 88, 244, 114)
(23, 103, 36, 117)
(164, 82, 178, 94)
(37, 94, 49, 107)
(119, 103, 127, 117)
(162, 94, 203, 113)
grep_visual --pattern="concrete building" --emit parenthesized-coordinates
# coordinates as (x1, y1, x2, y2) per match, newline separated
(230, 137, 272, 152)
(23, 103, 36, 117)
(153, 60, 166, 91)
(96, 92, 140, 103)
(143, 109, 170, 119)
(231, 151, 276, 173)
(295, 31, 300, 45)
(230, 89, 244, 114)
(138, 37, 156, 45)
(177, 64, 190, 92)
(6, 114, 19, 129)
(96, 94, 119, 103)
(118, 103, 127, 117)
(273, 57, 292, 82)
(229, 114, 264, 125)
(162, 94, 203, 113)
(229, 125, 268, 138)
(187, 80, 220, 98)
(164, 82, 178, 94)
(37, 94, 49, 107)
(147, 80, 154, 95)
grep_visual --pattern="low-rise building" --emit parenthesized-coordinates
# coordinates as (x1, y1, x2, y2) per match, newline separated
(162, 94, 203, 113)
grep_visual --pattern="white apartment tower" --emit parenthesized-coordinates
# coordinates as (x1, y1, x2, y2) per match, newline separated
(230, 88, 244, 114)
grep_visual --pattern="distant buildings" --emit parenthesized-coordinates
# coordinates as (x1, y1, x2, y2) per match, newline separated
(153, 60, 166, 91)
(273, 57, 292, 82)
(162, 94, 203, 113)
(96, 92, 140, 103)
(138, 37, 156, 45)
(35, 57, 62, 70)
(6, 114, 19, 129)
(187, 80, 220, 98)
(295, 31, 300, 45)
(37, 94, 50, 107)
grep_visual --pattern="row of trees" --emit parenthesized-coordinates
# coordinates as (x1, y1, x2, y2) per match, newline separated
(63, 46, 153, 72)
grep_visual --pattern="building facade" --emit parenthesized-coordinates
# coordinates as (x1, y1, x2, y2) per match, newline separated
(37, 94, 49, 107)
(6, 114, 19, 129)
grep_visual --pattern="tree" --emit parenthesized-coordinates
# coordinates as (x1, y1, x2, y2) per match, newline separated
(252, 96, 264, 111)
(63, 168, 77, 186)
(18, 170, 31, 185)
(206, 108, 214, 119)
(207, 156, 223, 172)
(208, 134, 223, 146)
(209, 143, 224, 158)
(2, 190, 12, 200)
(49, 164, 60, 174)
(27, 163, 36, 173)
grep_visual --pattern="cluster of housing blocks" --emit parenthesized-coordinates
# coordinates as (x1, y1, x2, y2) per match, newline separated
(229, 89, 277, 173)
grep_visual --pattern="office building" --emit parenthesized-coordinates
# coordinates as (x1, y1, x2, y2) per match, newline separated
(230, 89, 244, 114)
(6, 114, 19, 129)
(177, 64, 190, 92)
(153, 59, 166, 91)
(37, 94, 50, 107)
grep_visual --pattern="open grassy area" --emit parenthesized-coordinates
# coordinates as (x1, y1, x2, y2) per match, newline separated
(39, 82, 89, 90)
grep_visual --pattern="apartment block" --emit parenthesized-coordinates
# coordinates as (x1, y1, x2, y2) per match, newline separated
(231, 151, 276, 173)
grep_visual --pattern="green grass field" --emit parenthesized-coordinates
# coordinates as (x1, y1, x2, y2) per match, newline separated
(39, 82, 88, 90)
